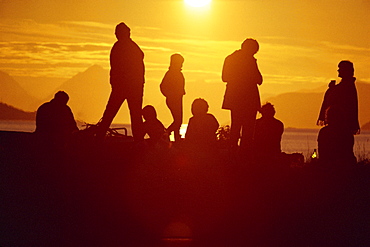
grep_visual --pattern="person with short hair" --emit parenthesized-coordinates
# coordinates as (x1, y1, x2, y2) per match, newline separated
(185, 98, 219, 149)
(142, 105, 168, 146)
(35, 91, 78, 147)
(317, 60, 360, 164)
(254, 102, 284, 161)
(222, 38, 263, 153)
(98, 22, 145, 141)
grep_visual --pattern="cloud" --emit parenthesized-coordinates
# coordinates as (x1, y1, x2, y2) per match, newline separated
(0, 20, 369, 94)
(0, 41, 111, 77)
(0, 19, 113, 43)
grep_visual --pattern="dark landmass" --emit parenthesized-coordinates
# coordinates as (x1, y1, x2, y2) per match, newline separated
(266, 81, 370, 129)
(2, 67, 370, 129)
(0, 70, 40, 111)
(361, 121, 370, 130)
(0, 102, 36, 120)
(0, 131, 369, 247)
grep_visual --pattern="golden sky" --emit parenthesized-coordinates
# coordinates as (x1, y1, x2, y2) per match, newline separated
(1, 0, 370, 125)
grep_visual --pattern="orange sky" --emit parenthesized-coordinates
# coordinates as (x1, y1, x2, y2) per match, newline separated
(1, 0, 370, 125)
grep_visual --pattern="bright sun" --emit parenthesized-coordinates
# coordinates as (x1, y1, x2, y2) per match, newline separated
(184, 0, 212, 8)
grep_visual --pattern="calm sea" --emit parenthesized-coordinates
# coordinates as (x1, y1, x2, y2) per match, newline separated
(1, 120, 369, 160)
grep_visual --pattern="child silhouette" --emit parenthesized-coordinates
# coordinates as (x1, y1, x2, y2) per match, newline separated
(185, 98, 219, 149)
(160, 53, 185, 142)
(142, 105, 168, 146)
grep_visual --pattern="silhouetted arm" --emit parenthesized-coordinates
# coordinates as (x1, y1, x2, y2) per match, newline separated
(184, 118, 194, 141)
(253, 61, 263, 85)
(317, 89, 331, 126)
(349, 85, 360, 134)
(210, 114, 219, 133)
(221, 55, 233, 83)
(35, 104, 48, 133)
(64, 106, 78, 133)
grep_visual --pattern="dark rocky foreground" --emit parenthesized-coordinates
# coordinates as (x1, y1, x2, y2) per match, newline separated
(1, 131, 369, 247)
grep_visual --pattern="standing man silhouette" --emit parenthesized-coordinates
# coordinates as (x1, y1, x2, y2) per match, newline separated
(317, 60, 360, 164)
(222, 38, 263, 153)
(98, 22, 145, 141)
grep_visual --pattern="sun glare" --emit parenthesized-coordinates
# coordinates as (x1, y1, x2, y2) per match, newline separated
(184, 0, 212, 8)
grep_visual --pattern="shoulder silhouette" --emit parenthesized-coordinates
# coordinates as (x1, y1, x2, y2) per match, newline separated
(35, 91, 78, 150)
(254, 102, 284, 161)
(185, 98, 219, 149)
(36, 91, 78, 136)
(142, 105, 168, 146)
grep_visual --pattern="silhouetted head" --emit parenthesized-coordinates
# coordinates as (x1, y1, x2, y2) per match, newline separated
(338, 60, 354, 78)
(142, 105, 157, 121)
(241, 38, 259, 55)
(260, 102, 276, 118)
(54, 91, 69, 105)
(169, 53, 184, 69)
(191, 98, 209, 116)
(115, 22, 131, 41)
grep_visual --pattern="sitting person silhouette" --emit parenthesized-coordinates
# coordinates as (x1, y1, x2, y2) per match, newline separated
(142, 105, 169, 146)
(35, 91, 79, 148)
(185, 98, 219, 150)
(317, 106, 354, 165)
(253, 102, 284, 162)
(160, 53, 186, 142)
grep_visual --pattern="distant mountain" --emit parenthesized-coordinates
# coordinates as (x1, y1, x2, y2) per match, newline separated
(362, 122, 370, 130)
(51, 65, 112, 123)
(0, 102, 36, 120)
(0, 70, 40, 111)
(357, 82, 370, 128)
(2, 65, 369, 128)
(266, 81, 370, 129)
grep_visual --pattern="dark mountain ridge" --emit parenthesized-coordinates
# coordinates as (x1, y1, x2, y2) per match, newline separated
(0, 102, 36, 120)
(1, 66, 370, 128)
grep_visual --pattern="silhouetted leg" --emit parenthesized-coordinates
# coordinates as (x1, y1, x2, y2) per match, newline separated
(98, 88, 125, 139)
(341, 131, 356, 165)
(166, 97, 183, 141)
(127, 87, 144, 142)
(230, 110, 242, 148)
(239, 109, 257, 153)
(318, 126, 334, 164)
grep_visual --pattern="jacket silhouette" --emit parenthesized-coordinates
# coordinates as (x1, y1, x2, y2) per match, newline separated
(222, 38, 263, 151)
(98, 22, 145, 141)
(160, 53, 185, 142)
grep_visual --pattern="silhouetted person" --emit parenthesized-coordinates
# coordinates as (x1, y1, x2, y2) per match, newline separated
(98, 22, 145, 141)
(185, 98, 219, 150)
(142, 105, 168, 146)
(35, 91, 78, 148)
(222, 38, 263, 153)
(317, 60, 360, 165)
(254, 102, 284, 162)
(317, 110, 356, 166)
(160, 53, 185, 142)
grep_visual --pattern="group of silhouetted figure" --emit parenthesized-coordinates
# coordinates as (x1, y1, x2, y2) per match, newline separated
(34, 22, 360, 165)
